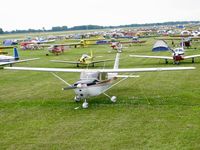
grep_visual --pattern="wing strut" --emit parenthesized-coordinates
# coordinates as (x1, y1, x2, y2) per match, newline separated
(103, 77, 128, 93)
(51, 72, 71, 86)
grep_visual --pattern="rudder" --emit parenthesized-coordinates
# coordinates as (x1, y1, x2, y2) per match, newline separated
(13, 47, 19, 60)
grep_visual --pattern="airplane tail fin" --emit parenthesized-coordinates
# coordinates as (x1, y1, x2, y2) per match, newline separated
(113, 53, 120, 69)
(90, 50, 93, 58)
(108, 53, 120, 79)
(181, 38, 184, 49)
(13, 47, 19, 60)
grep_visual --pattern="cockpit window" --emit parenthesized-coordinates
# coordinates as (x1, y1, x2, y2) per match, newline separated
(80, 72, 99, 80)
(82, 54, 88, 58)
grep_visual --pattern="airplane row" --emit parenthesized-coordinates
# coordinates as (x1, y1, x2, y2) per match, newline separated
(3, 42, 200, 68)
(0, 47, 197, 109)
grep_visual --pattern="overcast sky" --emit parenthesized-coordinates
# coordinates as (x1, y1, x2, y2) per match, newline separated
(1, 0, 199, 31)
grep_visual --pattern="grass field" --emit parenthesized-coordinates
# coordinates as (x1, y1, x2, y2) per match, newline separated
(1, 33, 200, 149)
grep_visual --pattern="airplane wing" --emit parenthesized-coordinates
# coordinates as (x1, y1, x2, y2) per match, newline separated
(0, 46, 14, 49)
(129, 55, 173, 60)
(91, 59, 114, 64)
(0, 58, 39, 66)
(50, 59, 113, 65)
(50, 60, 80, 64)
(4, 66, 195, 73)
(40, 43, 83, 47)
(184, 54, 200, 59)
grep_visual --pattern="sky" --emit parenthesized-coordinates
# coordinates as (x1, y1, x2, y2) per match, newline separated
(0, 0, 200, 31)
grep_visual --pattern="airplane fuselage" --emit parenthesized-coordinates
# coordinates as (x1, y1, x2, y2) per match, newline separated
(73, 71, 116, 100)
(173, 54, 184, 61)
(172, 48, 185, 62)
(79, 54, 93, 65)
(74, 80, 112, 99)
(48, 45, 64, 54)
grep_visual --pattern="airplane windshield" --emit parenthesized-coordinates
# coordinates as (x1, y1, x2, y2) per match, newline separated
(80, 72, 99, 80)
(174, 48, 184, 53)
(82, 54, 88, 58)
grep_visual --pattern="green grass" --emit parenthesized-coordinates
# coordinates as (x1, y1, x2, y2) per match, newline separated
(0, 33, 200, 149)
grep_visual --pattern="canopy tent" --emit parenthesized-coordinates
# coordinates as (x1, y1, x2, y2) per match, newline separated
(3, 39, 17, 46)
(152, 40, 169, 52)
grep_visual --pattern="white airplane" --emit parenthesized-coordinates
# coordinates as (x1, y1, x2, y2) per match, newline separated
(130, 40, 200, 64)
(4, 53, 195, 108)
(0, 47, 39, 66)
(110, 42, 123, 53)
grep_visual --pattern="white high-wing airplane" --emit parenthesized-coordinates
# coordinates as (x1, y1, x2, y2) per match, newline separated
(4, 53, 195, 108)
(130, 41, 200, 64)
(0, 47, 39, 66)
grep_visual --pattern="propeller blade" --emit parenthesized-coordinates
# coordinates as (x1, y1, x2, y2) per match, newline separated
(62, 86, 77, 90)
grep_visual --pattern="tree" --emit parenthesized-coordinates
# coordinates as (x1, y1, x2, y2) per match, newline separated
(0, 28, 4, 34)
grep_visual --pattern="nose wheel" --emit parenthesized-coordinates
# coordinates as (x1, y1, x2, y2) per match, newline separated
(111, 96, 117, 102)
(82, 99, 88, 109)
(74, 96, 81, 102)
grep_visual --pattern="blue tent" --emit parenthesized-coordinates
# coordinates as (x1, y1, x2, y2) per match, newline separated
(3, 39, 17, 46)
(152, 40, 169, 51)
(3, 39, 13, 46)
(96, 40, 109, 44)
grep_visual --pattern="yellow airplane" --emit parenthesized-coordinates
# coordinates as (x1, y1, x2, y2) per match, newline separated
(50, 51, 113, 67)
(0, 46, 13, 54)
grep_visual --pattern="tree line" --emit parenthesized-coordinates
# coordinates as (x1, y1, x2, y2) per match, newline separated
(0, 21, 199, 34)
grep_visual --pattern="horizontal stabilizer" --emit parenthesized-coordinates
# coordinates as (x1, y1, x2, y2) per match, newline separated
(0, 58, 39, 66)
(50, 60, 80, 64)
(92, 59, 114, 64)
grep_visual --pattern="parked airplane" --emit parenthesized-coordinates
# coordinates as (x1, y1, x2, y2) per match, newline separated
(111, 42, 123, 53)
(41, 42, 84, 49)
(0, 47, 39, 66)
(0, 46, 15, 54)
(50, 51, 113, 67)
(42, 42, 85, 56)
(4, 53, 195, 108)
(46, 45, 66, 56)
(130, 40, 200, 64)
(0, 48, 8, 54)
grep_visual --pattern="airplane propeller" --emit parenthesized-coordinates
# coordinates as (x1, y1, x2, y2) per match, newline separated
(62, 86, 77, 90)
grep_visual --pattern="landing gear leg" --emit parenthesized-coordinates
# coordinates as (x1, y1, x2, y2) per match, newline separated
(192, 58, 194, 63)
(82, 99, 88, 109)
(74, 96, 80, 102)
(103, 93, 117, 103)
(174, 61, 179, 65)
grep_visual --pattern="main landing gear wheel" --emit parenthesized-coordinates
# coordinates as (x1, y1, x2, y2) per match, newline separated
(82, 100, 88, 109)
(103, 93, 117, 103)
(192, 58, 194, 63)
(111, 96, 117, 103)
